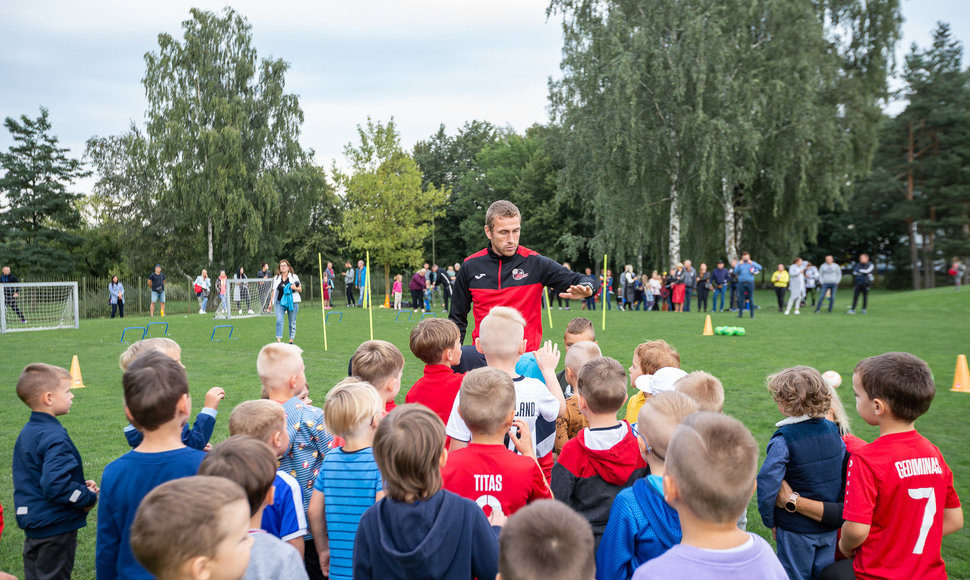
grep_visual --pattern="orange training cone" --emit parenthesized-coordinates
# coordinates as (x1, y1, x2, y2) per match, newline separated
(383, 293, 390, 309)
(702, 315, 714, 336)
(952, 354, 970, 393)
(69, 355, 85, 389)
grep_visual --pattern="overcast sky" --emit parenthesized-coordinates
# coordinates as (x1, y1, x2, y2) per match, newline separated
(1, 0, 968, 192)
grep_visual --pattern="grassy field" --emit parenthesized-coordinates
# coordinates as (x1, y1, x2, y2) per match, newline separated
(1, 287, 968, 578)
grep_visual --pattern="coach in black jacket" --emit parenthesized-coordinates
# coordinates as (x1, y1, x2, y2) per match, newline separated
(449, 200, 599, 352)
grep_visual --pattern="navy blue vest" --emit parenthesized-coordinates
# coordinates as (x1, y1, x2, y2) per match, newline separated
(774, 418, 845, 533)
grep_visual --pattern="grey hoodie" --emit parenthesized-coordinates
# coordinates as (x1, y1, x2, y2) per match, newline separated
(818, 262, 842, 285)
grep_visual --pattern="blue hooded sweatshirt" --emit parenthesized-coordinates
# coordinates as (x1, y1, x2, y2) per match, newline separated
(352, 489, 499, 580)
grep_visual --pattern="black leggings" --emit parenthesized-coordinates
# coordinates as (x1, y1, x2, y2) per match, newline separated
(111, 301, 125, 318)
(852, 282, 869, 310)
(696, 287, 709, 312)
(410, 289, 424, 310)
(774, 287, 787, 310)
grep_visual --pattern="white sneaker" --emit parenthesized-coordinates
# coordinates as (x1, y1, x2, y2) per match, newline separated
(238, 310, 243, 314)
(248, 309, 254, 314)
(199, 309, 205, 314)
(795, 310, 800, 315)
(784, 310, 790, 315)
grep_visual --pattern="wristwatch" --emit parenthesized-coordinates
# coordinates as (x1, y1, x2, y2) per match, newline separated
(784, 492, 800, 513)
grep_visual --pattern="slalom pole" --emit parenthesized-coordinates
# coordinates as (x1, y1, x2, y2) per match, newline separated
(366, 251, 374, 340)
(318, 253, 328, 351)
(602, 254, 608, 331)
(546, 286, 554, 330)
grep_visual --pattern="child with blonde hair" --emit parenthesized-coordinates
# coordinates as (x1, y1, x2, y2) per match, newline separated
(624, 340, 681, 424)
(392, 274, 403, 310)
(757, 367, 845, 580)
(307, 380, 384, 580)
(119, 338, 224, 451)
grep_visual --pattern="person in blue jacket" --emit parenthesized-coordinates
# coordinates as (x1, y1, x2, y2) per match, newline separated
(353, 405, 501, 580)
(734, 252, 763, 318)
(13, 363, 99, 580)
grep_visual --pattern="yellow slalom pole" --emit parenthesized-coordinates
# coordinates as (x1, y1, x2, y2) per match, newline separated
(366, 251, 374, 340)
(545, 286, 554, 330)
(602, 254, 608, 331)
(318, 253, 328, 351)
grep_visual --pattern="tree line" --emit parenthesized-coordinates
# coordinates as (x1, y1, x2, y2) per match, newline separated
(1, 6, 966, 290)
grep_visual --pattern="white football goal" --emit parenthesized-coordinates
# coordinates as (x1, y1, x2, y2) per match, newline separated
(212, 278, 275, 320)
(0, 282, 79, 333)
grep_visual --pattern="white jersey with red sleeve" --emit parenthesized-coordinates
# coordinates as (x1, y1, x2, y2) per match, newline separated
(843, 430, 961, 580)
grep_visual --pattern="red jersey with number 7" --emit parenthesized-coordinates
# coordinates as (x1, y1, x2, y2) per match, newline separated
(843, 430, 961, 580)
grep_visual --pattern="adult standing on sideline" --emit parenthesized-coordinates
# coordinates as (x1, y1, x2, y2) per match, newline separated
(233, 267, 253, 314)
(109, 275, 125, 318)
(711, 260, 730, 312)
(848, 253, 874, 314)
(271, 260, 302, 343)
(325, 261, 336, 307)
(682, 259, 697, 312)
(814, 255, 841, 313)
(148, 264, 165, 317)
(344, 261, 356, 307)
(584, 267, 597, 310)
(784, 258, 806, 315)
(734, 252, 762, 318)
(803, 261, 819, 307)
(193, 269, 211, 313)
(256, 262, 271, 312)
(410, 268, 427, 313)
(949, 258, 966, 290)
(728, 258, 740, 311)
(1, 265, 26, 323)
(695, 263, 711, 313)
(771, 264, 790, 312)
(621, 264, 636, 311)
(671, 263, 686, 312)
(449, 200, 598, 352)
(355, 259, 368, 307)
(439, 266, 454, 312)
(425, 263, 439, 308)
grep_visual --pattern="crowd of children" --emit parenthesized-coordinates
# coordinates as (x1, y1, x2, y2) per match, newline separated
(9, 307, 964, 580)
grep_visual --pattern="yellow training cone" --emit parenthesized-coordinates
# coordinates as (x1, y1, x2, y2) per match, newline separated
(952, 354, 970, 393)
(69, 355, 85, 389)
(702, 315, 714, 336)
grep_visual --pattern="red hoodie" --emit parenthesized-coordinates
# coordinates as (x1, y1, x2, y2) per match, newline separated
(550, 421, 647, 541)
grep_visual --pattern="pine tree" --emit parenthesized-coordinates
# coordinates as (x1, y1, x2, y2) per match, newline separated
(0, 107, 87, 275)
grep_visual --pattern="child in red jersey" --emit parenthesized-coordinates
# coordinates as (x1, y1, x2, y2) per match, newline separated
(442, 367, 551, 517)
(406, 318, 464, 427)
(840, 352, 963, 580)
(551, 356, 647, 549)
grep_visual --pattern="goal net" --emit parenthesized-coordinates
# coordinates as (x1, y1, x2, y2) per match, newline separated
(0, 282, 79, 333)
(212, 278, 275, 320)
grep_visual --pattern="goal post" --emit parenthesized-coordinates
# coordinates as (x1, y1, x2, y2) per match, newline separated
(0, 282, 79, 333)
(212, 278, 275, 320)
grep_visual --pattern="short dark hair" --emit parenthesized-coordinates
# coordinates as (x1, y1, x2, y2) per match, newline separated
(498, 500, 594, 580)
(123, 351, 189, 431)
(198, 436, 277, 516)
(16, 363, 71, 407)
(409, 318, 460, 365)
(577, 356, 628, 414)
(131, 476, 247, 578)
(373, 405, 445, 501)
(855, 352, 935, 422)
(564, 317, 595, 338)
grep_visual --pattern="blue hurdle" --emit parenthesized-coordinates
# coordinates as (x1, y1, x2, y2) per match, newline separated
(420, 312, 437, 320)
(326, 311, 343, 323)
(121, 327, 147, 343)
(394, 311, 412, 323)
(211, 325, 236, 342)
(146, 321, 168, 337)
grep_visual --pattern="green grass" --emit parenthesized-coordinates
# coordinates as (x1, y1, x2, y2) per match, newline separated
(1, 288, 969, 578)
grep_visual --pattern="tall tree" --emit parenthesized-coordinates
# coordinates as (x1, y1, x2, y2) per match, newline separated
(335, 117, 448, 293)
(141, 7, 320, 271)
(0, 108, 87, 276)
(413, 120, 499, 263)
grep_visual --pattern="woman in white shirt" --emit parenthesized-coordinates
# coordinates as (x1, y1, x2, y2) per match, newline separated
(193, 269, 211, 313)
(271, 259, 302, 343)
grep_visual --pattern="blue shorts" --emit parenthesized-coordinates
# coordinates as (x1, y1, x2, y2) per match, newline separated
(151, 290, 165, 303)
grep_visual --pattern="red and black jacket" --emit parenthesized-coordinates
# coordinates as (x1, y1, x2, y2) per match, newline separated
(449, 244, 598, 352)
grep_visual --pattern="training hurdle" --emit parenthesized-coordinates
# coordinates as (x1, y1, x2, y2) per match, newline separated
(146, 321, 168, 337)
(394, 311, 412, 323)
(326, 311, 343, 323)
(420, 312, 437, 320)
(120, 327, 147, 343)
(211, 324, 237, 342)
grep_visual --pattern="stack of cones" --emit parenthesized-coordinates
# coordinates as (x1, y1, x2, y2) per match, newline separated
(952, 354, 970, 393)
(69, 355, 85, 389)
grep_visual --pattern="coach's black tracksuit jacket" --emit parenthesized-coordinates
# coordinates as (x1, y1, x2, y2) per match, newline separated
(448, 244, 598, 352)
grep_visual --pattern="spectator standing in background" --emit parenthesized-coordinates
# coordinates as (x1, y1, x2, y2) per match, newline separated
(848, 254, 874, 315)
(814, 255, 841, 314)
(344, 262, 356, 307)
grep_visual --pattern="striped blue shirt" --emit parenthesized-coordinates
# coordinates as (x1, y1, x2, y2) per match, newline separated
(313, 447, 382, 580)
